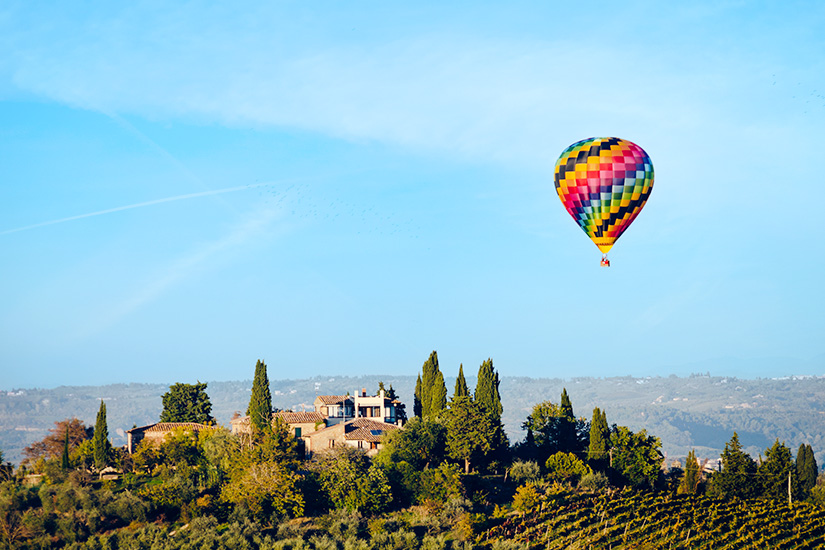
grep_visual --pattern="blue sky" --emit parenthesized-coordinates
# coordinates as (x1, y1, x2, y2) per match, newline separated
(1, 1, 824, 389)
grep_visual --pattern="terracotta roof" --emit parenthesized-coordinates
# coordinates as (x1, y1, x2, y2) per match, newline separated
(344, 419, 399, 442)
(274, 411, 325, 424)
(232, 412, 325, 425)
(348, 418, 391, 428)
(315, 395, 353, 405)
(304, 417, 396, 439)
(127, 422, 209, 434)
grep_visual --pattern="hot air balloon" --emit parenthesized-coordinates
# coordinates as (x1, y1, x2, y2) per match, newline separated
(554, 137, 654, 266)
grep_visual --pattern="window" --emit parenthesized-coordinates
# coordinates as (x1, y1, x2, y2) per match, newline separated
(294, 427, 302, 438)
(329, 440, 335, 448)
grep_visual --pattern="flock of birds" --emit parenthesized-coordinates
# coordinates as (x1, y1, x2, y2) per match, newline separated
(251, 180, 424, 241)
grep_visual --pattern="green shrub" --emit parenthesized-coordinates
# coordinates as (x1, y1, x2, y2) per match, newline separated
(578, 471, 609, 491)
(508, 460, 541, 485)
(188, 514, 219, 534)
(512, 483, 541, 515)
(440, 496, 472, 524)
(417, 462, 463, 505)
(105, 489, 149, 524)
(264, 538, 313, 550)
(343, 535, 372, 550)
(420, 534, 450, 550)
(544, 452, 591, 485)
(488, 540, 530, 550)
(327, 509, 366, 540)
(308, 534, 339, 550)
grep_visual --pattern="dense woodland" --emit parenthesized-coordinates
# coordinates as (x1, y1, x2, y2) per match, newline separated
(1, 353, 825, 549)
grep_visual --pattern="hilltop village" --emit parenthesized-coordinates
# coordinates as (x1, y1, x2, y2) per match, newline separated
(126, 387, 403, 457)
(3, 354, 825, 549)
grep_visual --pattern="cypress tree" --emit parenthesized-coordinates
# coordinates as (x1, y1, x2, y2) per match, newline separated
(414, 374, 423, 418)
(560, 389, 573, 419)
(385, 384, 407, 423)
(454, 363, 469, 400)
(678, 450, 701, 494)
(421, 352, 436, 416)
(92, 400, 110, 471)
(432, 370, 447, 415)
(806, 444, 818, 488)
(557, 388, 577, 453)
(421, 351, 446, 417)
(474, 358, 502, 420)
(807, 444, 818, 492)
(247, 359, 273, 436)
(797, 443, 818, 498)
(588, 407, 609, 467)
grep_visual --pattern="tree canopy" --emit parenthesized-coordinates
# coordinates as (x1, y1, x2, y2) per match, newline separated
(609, 426, 663, 489)
(709, 432, 759, 499)
(523, 391, 586, 460)
(160, 382, 214, 424)
(759, 439, 797, 502)
(22, 418, 92, 464)
(308, 446, 391, 514)
(443, 395, 497, 474)
(221, 460, 304, 520)
(376, 417, 447, 471)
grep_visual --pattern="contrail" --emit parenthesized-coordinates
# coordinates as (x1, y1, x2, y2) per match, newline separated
(1, 182, 274, 236)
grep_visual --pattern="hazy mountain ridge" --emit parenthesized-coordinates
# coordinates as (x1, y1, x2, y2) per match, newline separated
(2, 374, 824, 467)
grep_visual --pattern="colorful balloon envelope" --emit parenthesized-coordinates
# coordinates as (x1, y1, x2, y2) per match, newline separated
(554, 137, 654, 262)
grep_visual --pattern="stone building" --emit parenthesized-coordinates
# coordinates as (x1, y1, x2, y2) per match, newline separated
(230, 411, 325, 439)
(303, 417, 399, 457)
(230, 388, 404, 456)
(125, 422, 210, 453)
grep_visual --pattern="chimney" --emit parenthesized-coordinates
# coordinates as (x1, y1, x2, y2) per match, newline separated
(361, 388, 367, 397)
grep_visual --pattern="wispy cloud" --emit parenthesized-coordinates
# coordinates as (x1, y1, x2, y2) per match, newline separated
(73, 204, 284, 339)
(0, 182, 275, 236)
(0, 5, 738, 168)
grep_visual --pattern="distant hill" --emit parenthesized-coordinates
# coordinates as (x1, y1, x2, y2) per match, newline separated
(2, 374, 824, 467)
